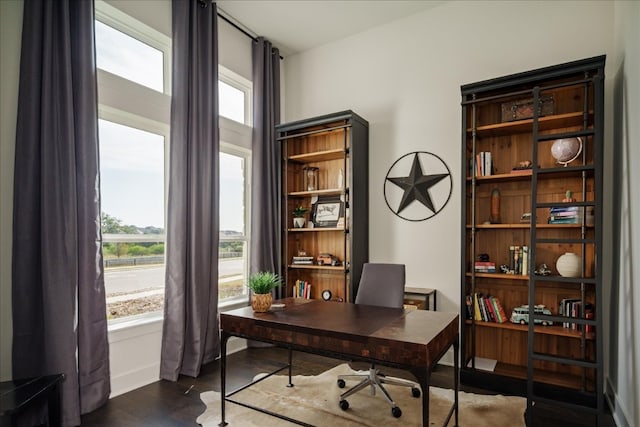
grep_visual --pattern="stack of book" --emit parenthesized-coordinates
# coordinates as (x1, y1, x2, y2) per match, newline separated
(474, 261, 496, 273)
(471, 151, 492, 176)
(292, 256, 314, 265)
(465, 293, 508, 323)
(548, 206, 581, 224)
(508, 245, 529, 275)
(559, 298, 595, 332)
(294, 280, 312, 299)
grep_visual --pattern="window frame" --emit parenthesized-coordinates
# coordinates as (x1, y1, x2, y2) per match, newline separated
(95, 0, 171, 95)
(218, 142, 252, 308)
(219, 65, 253, 127)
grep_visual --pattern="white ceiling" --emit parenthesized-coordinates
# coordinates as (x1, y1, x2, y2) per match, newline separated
(217, 1, 445, 57)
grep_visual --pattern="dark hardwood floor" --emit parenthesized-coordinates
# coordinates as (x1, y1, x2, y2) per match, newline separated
(81, 347, 615, 426)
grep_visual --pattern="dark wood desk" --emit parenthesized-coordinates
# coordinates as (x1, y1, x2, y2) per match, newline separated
(0, 374, 64, 427)
(219, 298, 459, 426)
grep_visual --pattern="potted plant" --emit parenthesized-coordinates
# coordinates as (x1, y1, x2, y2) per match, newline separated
(292, 205, 308, 228)
(247, 271, 282, 312)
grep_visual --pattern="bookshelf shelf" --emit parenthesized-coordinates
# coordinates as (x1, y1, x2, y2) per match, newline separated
(464, 319, 595, 340)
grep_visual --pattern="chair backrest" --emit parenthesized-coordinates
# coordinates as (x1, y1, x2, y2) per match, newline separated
(354, 263, 405, 308)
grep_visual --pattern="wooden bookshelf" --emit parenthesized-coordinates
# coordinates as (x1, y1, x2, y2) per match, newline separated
(277, 111, 368, 302)
(460, 56, 605, 416)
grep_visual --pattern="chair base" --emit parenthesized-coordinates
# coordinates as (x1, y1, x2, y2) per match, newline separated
(337, 366, 420, 417)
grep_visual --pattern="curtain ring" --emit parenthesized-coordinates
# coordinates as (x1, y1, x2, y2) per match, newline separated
(198, 0, 208, 8)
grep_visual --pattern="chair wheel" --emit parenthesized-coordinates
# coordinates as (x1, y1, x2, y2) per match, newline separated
(339, 399, 349, 410)
(411, 387, 421, 398)
(392, 406, 402, 418)
(337, 379, 346, 388)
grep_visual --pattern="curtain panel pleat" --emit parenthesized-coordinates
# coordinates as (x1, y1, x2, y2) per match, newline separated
(250, 37, 281, 291)
(160, 0, 220, 381)
(12, 0, 110, 425)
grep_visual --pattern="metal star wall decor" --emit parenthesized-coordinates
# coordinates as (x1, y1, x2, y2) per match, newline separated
(384, 151, 453, 221)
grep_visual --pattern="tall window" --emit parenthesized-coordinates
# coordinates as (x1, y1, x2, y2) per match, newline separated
(96, 1, 171, 322)
(218, 67, 253, 305)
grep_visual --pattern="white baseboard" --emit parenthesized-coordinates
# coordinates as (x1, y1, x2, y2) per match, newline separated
(110, 362, 160, 398)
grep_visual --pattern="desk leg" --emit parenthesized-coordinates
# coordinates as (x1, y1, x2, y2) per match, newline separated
(287, 348, 294, 388)
(410, 368, 430, 426)
(219, 332, 229, 427)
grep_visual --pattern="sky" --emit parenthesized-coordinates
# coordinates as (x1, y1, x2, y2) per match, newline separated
(99, 120, 245, 232)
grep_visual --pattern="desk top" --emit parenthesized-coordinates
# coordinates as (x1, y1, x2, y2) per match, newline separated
(221, 298, 458, 368)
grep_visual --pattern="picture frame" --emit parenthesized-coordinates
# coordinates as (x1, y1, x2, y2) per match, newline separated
(311, 196, 344, 228)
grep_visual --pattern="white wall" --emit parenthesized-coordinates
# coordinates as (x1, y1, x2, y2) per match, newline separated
(0, 0, 23, 382)
(609, 2, 640, 426)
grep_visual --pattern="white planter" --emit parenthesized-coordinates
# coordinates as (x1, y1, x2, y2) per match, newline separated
(556, 252, 582, 277)
(293, 217, 305, 228)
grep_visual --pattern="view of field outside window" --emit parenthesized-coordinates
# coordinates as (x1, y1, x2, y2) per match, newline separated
(97, 16, 250, 321)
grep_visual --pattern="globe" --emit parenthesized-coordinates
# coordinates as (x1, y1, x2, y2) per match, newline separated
(551, 137, 582, 166)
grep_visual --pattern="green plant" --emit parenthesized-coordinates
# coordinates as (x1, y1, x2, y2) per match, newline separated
(247, 271, 282, 294)
(292, 205, 308, 218)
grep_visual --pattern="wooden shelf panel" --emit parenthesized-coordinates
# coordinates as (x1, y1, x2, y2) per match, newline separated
(466, 223, 591, 229)
(467, 171, 532, 183)
(467, 111, 591, 137)
(288, 264, 345, 271)
(493, 362, 595, 391)
(288, 148, 346, 163)
(466, 272, 529, 281)
(465, 319, 595, 340)
(287, 227, 346, 232)
(288, 188, 345, 197)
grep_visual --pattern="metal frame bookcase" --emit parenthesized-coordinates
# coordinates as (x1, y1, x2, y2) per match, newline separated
(459, 56, 605, 425)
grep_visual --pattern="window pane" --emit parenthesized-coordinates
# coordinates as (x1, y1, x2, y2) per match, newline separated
(219, 152, 247, 301)
(219, 80, 245, 124)
(95, 20, 164, 92)
(99, 119, 165, 320)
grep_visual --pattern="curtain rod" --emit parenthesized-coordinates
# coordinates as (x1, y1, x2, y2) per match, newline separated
(216, 8, 284, 60)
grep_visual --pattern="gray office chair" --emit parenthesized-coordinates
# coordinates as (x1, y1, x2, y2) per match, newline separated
(337, 263, 421, 418)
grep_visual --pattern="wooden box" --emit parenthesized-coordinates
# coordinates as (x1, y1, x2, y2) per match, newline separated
(501, 95, 554, 122)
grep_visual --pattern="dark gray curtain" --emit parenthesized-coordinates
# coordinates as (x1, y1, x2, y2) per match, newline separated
(12, 0, 110, 425)
(160, 0, 220, 381)
(250, 37, 281, 293)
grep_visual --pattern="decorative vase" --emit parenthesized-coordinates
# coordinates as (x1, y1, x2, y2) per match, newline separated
(556, 252, 582, 277)
(251, 293, 272, 313)
(293, 217, 305, 228)
(490, 188, 501, 224)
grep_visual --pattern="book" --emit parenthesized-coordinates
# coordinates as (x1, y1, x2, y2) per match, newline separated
(473, 293, 482, 321)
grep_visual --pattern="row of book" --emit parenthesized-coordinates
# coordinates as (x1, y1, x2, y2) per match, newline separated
(465, 293, 508, 323)
(471, 151, 493, 177)
(292, 256, 314, 265)
(293, 280, 312, 299)
(508, 245, 529, 275)
(548, 206, 594, 225)
(559, 298, 595, 332)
